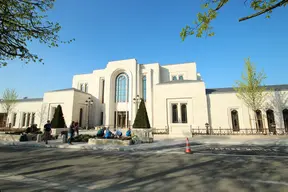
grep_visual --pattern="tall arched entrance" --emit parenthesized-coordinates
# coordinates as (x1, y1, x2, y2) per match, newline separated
(113, 72, 130, 129)
(266, 109, 276, 134)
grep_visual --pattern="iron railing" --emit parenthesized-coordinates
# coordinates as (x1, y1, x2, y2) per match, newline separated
(190, 127, 288, 136)
(152, 127, 169, 135)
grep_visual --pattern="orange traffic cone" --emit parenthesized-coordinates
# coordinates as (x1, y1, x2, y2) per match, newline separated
(185, 138, 192, 154)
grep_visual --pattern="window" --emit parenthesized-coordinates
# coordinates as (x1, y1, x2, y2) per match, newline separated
(102, 80, 105, 103)
(31, 113, 35, 125)
(22, 113, 26, 127)
(231, 110, 240, 131)
(179, 75, 184, 80)
(12, 113, 17, 127)
(172, 76, 177, 81)
(84, 83, 88, 93)
(172, 104, 178, 123)
(80, 84, 83, 91)
(181, 104, 187, 123)
(26, 113, 30, 126)
(79, 108, 83, 127)
(100, 112, 104, 125)
(283, 109, 288, 133)
(115, 73, 129, 102)
(255, 110, 263, 132)
(266, 109, 276, 133)
(142, 76, 146, 101)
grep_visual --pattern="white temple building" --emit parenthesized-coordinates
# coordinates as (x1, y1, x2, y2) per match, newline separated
(1, 59, 288, 136)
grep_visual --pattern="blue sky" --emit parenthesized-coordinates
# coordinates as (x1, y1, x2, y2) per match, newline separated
(0, 0, 287, 98)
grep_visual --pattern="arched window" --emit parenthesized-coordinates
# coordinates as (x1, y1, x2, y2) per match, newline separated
(80, 84, 83, 91)
(115, 73, 129, 102)
(231, 110, 240, 131)
(282, 109, 288, 133)
(255, 110, 263, 132)
(181, 104, 187, 123)
(142, 76, 146, 101)
(172, 104, 178, 123)
(266, 109, 276, 133)
(26, 113, 31, 126)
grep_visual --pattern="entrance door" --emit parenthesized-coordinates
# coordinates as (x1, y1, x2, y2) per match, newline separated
(117, 111, 126, 128)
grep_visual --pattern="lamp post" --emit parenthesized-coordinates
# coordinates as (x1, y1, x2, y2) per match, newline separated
(85, 97, 93, 129)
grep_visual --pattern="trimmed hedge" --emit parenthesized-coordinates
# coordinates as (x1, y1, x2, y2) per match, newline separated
(133, 98, 151, 129)
(51, 105, 66, 128)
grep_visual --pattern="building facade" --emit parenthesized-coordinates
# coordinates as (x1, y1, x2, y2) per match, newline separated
(1, 59, 288, 136)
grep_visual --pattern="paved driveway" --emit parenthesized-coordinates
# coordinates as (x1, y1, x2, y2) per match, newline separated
(0, 146, 288, 192)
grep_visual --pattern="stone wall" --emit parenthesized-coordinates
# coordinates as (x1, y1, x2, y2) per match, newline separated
(0, 133, 22, 142)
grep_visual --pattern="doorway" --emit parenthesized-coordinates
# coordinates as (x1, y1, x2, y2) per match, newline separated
(255, 110, 263, 132)
(79, 108, 83, 127)
(283, 109, 288, 133)
(114, 111, 129, 128)
(0, 113, 7, 127)
(266, 109, 276, 134)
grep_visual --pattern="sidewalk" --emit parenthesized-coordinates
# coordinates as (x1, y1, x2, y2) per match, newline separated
(0, 135, 287, 152)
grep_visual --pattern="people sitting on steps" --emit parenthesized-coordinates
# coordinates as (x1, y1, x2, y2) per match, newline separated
(104, 128, 114, 139)
(96, 127, 106, 137)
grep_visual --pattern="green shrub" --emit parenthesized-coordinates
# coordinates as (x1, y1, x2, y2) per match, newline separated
(51, 105, 66, 128)
(133, 98, 151, 129)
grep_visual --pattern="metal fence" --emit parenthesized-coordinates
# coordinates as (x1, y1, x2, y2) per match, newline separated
(190, 127, 288, 136)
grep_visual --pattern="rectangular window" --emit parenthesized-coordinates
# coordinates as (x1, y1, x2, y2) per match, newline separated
(100, 112, 104, 125)
(31, 113, 35, 125)
(179, 75, 184, 80)
(181, 104, 187, 123)
(80, 83, 83, 91)
(172, 104, 178, 123)
(142, 76, 146, 101)
(102, 80, 105, 103)
(85, 83, 88, 93)
(172, 76, 177, 81)
(26, 113, 31, 126)
(12, 113, 17, 127)
(22, 113, 26, 127)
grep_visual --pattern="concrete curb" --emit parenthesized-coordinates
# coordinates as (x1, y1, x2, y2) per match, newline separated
(1, 139, 287, 152)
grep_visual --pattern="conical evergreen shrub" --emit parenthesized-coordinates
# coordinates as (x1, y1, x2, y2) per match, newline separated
(133, 98, 151, 129)
(51, 105, 66, 128)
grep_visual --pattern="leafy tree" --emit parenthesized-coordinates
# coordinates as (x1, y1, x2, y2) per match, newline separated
(233, 58, 270, 129)
(133, 99, 151, 129)
(0, 88, 18, 127)
(181, 0, 288, 40)
(51, 105, 66, 128)
(0, 0, 74, 67)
